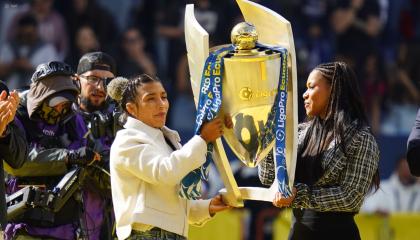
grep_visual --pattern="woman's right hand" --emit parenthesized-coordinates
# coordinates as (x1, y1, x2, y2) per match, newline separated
(200, 118, 223, 143)
(209, 194, 232, 216)
(272, 188, 297, 208)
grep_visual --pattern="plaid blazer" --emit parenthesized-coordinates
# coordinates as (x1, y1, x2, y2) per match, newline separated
(258, 121, 380, 212)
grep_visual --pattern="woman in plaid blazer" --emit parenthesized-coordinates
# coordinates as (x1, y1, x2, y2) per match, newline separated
(259, 62, 380, 240)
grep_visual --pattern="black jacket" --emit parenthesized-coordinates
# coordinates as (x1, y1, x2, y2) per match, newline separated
(0, 119, 28, 230)
(407, 108, 420, 176)
(6, 91, 85, 179)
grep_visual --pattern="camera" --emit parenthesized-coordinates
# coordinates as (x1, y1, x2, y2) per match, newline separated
(89, 111, 113, 138)
(6, 168, 82, 225)
(88, 106, 123, 139)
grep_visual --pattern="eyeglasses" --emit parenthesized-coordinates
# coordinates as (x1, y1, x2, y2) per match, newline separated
(80, 75, 113, 86)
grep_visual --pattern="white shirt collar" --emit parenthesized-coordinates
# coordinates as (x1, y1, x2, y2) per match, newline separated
(124, 116, 181, 142)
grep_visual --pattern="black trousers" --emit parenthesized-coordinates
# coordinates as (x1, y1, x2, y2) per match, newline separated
(289, 209, 361, 240)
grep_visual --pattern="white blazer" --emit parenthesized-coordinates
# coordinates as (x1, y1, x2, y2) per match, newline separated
(110, 117, 212, 240)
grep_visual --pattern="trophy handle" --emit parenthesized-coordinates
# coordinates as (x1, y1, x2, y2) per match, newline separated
(184, 4, 209, 108)
(213, 139, 244, 207)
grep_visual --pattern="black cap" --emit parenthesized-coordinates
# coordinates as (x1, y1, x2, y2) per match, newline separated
(31, 61, 74, 83)
(0, 80, 9, 95)
(77, 52, 116, 75)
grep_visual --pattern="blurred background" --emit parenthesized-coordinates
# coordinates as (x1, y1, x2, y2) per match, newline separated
(1, 0, 419, 239)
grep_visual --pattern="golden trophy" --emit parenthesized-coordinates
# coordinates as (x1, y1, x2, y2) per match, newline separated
(184, 0, 298, 207)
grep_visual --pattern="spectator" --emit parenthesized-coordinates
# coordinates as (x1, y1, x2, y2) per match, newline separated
(380, 22, 420, 135)
(360, 52, 387, 134)
(398, 0, 420, 88)
(0, 81, 28, 232)
(167, 54, 195, 139)
(127, 0, 158, 54)
(61, 0, 118, 54)
(117, 28, 156, 78)
(380, 64, 418, 136)
(299, 21, 334, 74)
(0, 13, 58, 90)
(362, 156, 420, 213)
(65, 25, 100, 69)
(95, 0, 135, 32)
(331, 0, 383, 66)
(193, 0, 224, 45)
(7, 0, 69, 60)
(0, 1, 27, 48)
(297, 0, 333, 73)
(156, 0, 185, 92)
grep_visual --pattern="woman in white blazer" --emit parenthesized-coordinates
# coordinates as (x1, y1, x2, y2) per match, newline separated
(110, 74, 231, 240)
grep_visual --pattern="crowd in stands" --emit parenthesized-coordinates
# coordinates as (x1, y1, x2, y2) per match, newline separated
(1, 0, 418, 137)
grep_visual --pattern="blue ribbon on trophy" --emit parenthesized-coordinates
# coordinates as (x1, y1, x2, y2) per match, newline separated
(179, 45, 234, 199)
(180, 43, 292, 199)
(257, 44, 292, 198)
(275, 48, 292, 198)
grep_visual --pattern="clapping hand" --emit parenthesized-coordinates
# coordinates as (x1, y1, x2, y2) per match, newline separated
(0, 90, 20, 137)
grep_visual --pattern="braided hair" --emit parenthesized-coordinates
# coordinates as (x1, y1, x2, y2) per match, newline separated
(301, 61, 379, 191)
(315, 62, 368, 128)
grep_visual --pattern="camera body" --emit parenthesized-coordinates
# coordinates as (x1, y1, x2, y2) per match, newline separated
(6, 168, 83, 225)
(89, 110, 113, 139)
(88, 105, 123, 139)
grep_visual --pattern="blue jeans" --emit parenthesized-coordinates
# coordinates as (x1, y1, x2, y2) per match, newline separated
(128, 228, 187, 240)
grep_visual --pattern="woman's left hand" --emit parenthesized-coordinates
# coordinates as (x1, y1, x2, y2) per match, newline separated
(209, 194, 232, 216)
(273, 187, 297, 208)
(224, 113, 234, 129)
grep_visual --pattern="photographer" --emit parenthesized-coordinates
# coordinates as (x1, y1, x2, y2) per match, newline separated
(0, 81, 28, 234)
(73, 51, 118, 239)
(73, 52, 118, 161)
(4, 62, 102, 240)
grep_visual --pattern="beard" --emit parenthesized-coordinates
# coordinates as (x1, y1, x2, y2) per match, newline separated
(80, 96, 107, 112)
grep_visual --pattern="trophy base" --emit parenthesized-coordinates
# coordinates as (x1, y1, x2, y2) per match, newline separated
(219, 186, 275, 203)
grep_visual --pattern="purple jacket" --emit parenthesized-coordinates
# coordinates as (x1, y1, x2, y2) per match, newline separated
(5, 111, 105, 240)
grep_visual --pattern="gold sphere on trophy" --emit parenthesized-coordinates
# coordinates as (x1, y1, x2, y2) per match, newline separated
(230, 22, 258, 50)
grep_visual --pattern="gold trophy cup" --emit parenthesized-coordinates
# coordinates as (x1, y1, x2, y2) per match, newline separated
(185, 0, 298, 207)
